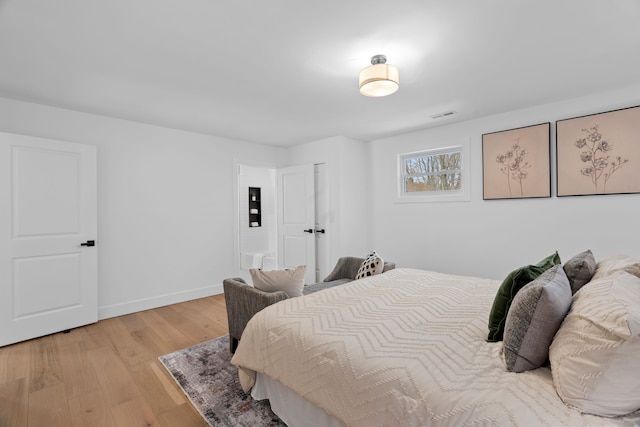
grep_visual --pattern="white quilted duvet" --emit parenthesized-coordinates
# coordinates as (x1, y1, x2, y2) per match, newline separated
(231, 268, 640, 427)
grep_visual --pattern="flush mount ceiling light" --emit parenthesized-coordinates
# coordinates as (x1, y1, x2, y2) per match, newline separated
(359, 54, 399, 97)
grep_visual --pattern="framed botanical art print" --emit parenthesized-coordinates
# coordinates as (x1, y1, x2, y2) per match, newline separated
(556, 106, 640, 197)
(482, 122, 551, 200)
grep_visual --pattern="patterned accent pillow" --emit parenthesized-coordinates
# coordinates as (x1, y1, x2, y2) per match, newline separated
(250, 265, 306, 298)
(355, 251, 384, 280)
(549, 272, 640, 416)
(562, 249, 596, 294)
(487, 251, 561, 342)
(503, 265, 571, 372)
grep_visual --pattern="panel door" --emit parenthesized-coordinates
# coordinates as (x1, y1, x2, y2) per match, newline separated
(277, 164, 315, 284)
(0, 132, 98, 347)
(314, 163, 331, 282)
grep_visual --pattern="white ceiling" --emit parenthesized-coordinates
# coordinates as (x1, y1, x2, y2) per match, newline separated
(0, 1, 639, 147)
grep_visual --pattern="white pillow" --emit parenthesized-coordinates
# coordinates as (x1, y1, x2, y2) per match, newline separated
(250, 265, 306, 298)
(591, 254, 640, 281)
(549, 272, 640, 416)
(356, 251, 384, 279)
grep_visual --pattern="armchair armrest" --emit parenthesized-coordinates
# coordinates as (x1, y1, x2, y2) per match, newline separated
(223, 277, 288, 353)
(323, 257, 396, 282)
(322, 257, 364, 282)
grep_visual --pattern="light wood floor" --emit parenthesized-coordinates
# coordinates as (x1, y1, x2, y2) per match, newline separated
(0, 294, 229, 427)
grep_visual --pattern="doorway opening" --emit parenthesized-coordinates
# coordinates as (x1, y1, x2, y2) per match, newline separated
(236, 163, 329, 283)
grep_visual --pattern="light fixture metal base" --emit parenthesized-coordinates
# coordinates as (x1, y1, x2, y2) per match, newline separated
(370, 54, 387, 65)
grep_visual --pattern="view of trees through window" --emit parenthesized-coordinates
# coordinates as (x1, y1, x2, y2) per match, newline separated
(402, 149, 462, 192)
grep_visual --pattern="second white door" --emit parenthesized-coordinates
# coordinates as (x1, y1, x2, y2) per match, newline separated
(277, 164, 316, 284)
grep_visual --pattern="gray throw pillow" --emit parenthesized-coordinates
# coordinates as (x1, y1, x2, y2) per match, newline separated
(487, 251, 561, 342)
(503, 265, 572, 372)
(562, 249, 596, 294)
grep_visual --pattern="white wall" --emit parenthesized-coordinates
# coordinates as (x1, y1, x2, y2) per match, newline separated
(288, 136, 371, 266)
(370, 84, 640, 280)
(4, 82, 638, 320)
(0, 97, 286, 319)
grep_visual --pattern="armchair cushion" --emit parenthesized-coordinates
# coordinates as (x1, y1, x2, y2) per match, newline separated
(304, 278, 352, 295)
(250, 265, 306, 297)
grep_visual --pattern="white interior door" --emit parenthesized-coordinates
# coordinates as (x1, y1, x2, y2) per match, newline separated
(314, 163, 330, 282)
(0, 132, 98, 347)
(277, 164, 315, 284)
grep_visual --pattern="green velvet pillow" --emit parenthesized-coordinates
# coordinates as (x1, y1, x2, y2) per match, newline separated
(487, 251, 561, 342)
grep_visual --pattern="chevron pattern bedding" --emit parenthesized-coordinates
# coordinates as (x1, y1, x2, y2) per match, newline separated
(231, 268, 640, 426)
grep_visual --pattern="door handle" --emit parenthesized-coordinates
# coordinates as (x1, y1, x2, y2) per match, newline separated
(80, 240, 96, 247)
(315, 229, 325, 234)
(303, 229, 314, 234)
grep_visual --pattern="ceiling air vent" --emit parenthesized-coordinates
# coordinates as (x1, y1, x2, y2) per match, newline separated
(430, 111, 456, 119)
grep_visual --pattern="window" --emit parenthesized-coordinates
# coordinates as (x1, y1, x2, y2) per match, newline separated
(397, 141, 470, 202)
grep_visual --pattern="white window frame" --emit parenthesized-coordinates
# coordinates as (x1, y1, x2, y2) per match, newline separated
(396, 139, 470, 203)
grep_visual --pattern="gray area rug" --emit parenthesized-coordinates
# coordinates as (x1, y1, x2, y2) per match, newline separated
(159, 335, 286, 427)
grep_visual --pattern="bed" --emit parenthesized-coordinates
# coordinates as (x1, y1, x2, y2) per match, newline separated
(230, 266, 640, 426)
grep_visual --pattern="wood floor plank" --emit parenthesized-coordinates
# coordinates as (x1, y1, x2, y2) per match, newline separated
(86, 345, 143, 408)
(28, 382, 71, 427)
(0, 378, 28, 427)
(134, 310, 193, 351)
(172, 304, 228, 341)
(110, 397, 159, 427)
(149, 361, 186, 406)
(0, 339, 30, 384)
(0, 294, 231, 426)
(57, 340, 101, 399)
(82, 321, 113, 351)
(118, 311, 147, 333)
(68, 389, 117, 427)
(128, 360, 184, 416)
(54, 324, 94, 349)
(129, 326, 175, 359)
(99, 317, 154, 368)
(29, 335, 63, 393)
(157, 402, 208, 427)
(154, 305, 214, 344)
(180, 296, 228, 330)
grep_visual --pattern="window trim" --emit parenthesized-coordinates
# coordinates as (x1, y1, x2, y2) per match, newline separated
(396, 140, 470, 203)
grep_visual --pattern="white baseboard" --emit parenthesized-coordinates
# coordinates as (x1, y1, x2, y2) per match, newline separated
(98, 283, 224, 320)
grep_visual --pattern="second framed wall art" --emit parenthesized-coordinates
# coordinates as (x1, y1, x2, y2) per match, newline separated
(556, 106, 640, 197)
(482, 122, 551, 200)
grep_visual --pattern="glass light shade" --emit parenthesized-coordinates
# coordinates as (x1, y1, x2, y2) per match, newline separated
(359, 63, 399, 97)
